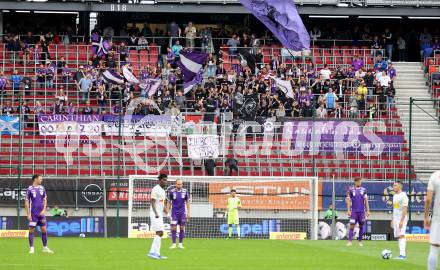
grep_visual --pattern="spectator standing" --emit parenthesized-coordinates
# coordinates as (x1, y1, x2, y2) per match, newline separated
(10, 70, 22, 97)
(204, 158, 216, 176)
(225, 157, 239, 176)
(371, 36, 382, 57)
(168, 21, 181, 47)
(184, 22, 197, 49)
(320, 64, 332, 81)
(374, 54, 388, 72)
(2, 101, 14, 115)
(387, 63, 397, 81)
(351, 55, 364, 72)
(386, 83, 395, 111)
(324, 88, 338, 113)
(227, 35, 239, 56)
(36, 64, 46, 89)
(379, 71, 392, 88)
(316, 103, 327, 118)
(78, 74, 92, 104)
(420, 28, 433, 57)
(172, 40, 183, 62)
(0, 71, 7, 96)
(397, 36, 407, 62)
(383, 28, 394, 61)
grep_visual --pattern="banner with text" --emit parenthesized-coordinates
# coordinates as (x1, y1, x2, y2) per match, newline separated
(322, 181, 426, 211)
(102, 115, 172, 136)
(283, 120, 404, 156)
(38, 115, 102, 136)
(187, 134, 219, 159)
(208, 180, 322, 210)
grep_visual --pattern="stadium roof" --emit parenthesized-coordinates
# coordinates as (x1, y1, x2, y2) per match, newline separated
(0, 0, 439, 16)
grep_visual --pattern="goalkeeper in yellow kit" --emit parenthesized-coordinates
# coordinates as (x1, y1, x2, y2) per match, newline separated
(226, 189, 242, 239)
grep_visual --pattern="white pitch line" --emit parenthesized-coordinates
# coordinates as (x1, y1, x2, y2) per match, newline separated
(0, 263, 59, 268)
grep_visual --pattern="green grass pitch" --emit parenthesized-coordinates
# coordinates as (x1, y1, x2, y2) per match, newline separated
(0, 238, 430, 270)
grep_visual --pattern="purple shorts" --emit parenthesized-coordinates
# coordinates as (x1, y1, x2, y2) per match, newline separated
(29, 214, 46, 228)
(349, 212, 366, 225)
(171, 213, 186, 226)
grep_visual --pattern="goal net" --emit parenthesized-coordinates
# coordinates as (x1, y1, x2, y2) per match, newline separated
(128, 175, 319, 240)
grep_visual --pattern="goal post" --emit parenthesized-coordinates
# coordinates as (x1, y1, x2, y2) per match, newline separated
(128, 175, 319, 240)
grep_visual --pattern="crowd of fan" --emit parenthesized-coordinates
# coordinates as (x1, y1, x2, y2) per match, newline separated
(0, 24, 399, 122)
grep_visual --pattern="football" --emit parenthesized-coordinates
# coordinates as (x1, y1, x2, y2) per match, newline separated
(381, 249, 392, 259)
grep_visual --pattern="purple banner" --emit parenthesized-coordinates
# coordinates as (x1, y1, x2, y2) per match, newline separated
(283, 120, 404, 157)
(102, 115, 172, 136)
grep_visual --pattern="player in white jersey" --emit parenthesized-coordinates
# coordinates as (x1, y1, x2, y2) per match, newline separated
(148, 173, 168, 260)
(391, 180, 409, 260)
(425, 171, 440, 270)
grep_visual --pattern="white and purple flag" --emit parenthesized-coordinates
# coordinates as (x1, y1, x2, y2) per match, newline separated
(177, 50, 208, 94)
(271, 76, 294, 99)
(140, 78, 162, 97)
(240, 0, 310, 51)
(102, 70, 125, 85)
(122, 65, 140, 84)
(91, 33, 111, 58)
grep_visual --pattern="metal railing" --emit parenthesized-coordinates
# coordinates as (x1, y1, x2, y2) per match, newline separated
(0, 105, 408, 179)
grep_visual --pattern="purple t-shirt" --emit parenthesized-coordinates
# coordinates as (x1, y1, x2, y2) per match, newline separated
(26, 185, 46, 215)
(141, 71, 150, 80)
(387, 68, 396, 79)
(167, 188, 189, 215)
(352, 59, 364, 71)
(347, 187, 367, 213)
(167, 52, 175, 64)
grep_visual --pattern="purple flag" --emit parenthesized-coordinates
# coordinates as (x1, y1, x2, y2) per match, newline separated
(177, 50, 208, 94)
(47, 61, 56, 75)
(102, 70, 124, 85)
(140, 78, 162, 97)
(240, 0, 310, 51)
(91, 33, 111, 57)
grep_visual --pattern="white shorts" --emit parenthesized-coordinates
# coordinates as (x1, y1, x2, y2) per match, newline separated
(150, 216, 164, 232)
(430, 222, 440, 245)
(393, 220, 407, 238)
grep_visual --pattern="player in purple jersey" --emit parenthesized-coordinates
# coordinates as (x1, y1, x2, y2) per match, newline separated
(345, 177, 370, 246)
(24, 174, 54, 254)
(166, 179, 191, 249)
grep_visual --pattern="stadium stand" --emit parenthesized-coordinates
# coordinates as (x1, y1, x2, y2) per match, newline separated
(0, 30, 414, 180)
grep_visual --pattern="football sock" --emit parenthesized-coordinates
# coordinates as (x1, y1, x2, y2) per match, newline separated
(428, 245, 439, 270)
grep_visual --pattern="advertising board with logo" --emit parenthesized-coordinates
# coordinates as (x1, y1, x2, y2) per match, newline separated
(322, 181, 427, 211)
(0, 230, 29, 238)
(209, 180, 322, 210)
(269, 232, 307, 240)
(0, 178, 139, 207)
(318, 219, 427, 240)
(43, 217, 104, 237)
(406, 234, 429, 242)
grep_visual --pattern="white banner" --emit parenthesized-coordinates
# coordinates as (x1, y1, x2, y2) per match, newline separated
(39, 122, 102, 136)
(187, 134, 219, 159)
(102, 115, 172, 136)
(38, 115, 103, 136)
